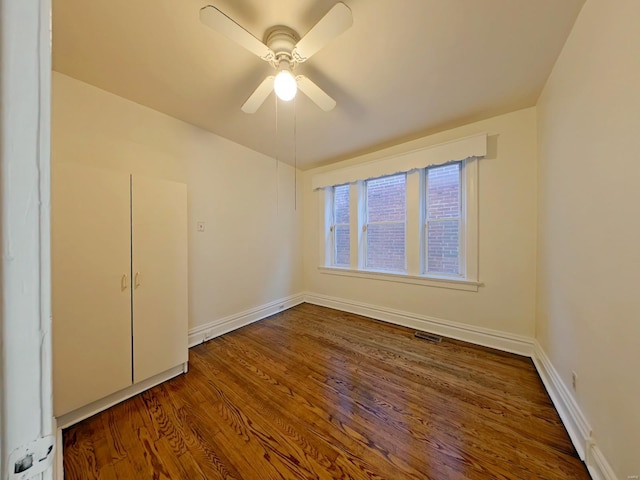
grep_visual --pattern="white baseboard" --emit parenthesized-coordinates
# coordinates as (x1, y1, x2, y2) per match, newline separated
(304, 292, 534, 356)
(531, 341, 592, 460)
(188, 293, 306, 348)
(55, 364, 186, 429)
(587, 443, 619, 480)
(532, 341, 618, 480)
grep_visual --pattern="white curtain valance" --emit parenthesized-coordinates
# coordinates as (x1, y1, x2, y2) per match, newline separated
(312, 133, 487, 190)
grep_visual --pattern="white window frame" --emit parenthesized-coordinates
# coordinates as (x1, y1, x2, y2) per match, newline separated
(330, 184, 351, 268)
(319, 158, 479, 292)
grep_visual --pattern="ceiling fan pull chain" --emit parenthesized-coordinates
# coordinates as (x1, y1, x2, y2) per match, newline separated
(294, 96, 297, 211)
(275, 94, 279, 214)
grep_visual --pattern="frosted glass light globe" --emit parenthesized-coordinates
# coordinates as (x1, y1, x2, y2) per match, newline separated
(274, 70, 297, 101)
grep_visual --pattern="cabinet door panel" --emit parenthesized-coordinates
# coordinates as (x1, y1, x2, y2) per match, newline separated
(132, 175, 188, 383)
(52, 164, 132, 417)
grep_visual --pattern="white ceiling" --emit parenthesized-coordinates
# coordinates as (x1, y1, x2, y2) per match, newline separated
(52, 0, 584, 169)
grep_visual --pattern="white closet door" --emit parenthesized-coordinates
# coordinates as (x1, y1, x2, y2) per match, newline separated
(52, 164, 132, 417)
(131, 175, 188, 383)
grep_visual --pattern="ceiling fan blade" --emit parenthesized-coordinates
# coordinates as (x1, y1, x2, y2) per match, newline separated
(200, 6, 275, 62)
(241, 76, 275, 114)
(296, 75, 336, 111)
(292, 2, 353, 63)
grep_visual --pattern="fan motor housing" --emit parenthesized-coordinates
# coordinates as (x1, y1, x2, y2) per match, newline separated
(264, 26, 299, 64)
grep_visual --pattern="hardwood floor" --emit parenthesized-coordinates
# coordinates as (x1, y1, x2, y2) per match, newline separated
(63, 304, 590, 479)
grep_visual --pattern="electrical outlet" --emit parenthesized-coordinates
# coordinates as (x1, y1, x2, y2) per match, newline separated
(571, 371, 577, 391)
(197, 221, 205, 232)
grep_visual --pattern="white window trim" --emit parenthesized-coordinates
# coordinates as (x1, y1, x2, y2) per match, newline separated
(329, 184, 350, 268)
(318, 267, 482, 292)
(312, 133, 487, 190)
(464, 158, 479, 282)
(320, 188, 333, 267)
(318, 158, 479, 290)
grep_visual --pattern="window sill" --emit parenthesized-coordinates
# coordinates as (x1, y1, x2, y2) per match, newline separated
(318, 266, 482, 292)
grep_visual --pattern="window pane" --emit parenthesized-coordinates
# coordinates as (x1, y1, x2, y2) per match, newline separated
(333, 184, 350, 266)
(427, 220, 460, 275)
(367, 175, 406, 223)
(366, 223, 405, 271)
(427, 163, 460, 220)
(334, 225, 350, 267)
(334, 184, 350, 224)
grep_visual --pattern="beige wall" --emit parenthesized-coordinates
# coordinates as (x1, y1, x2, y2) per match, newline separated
(536, 0, 640, 477)
(303, 107, 538, 337)
(52, 72, 304, 331)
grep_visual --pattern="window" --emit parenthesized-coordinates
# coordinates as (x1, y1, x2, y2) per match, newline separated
(317, 134, 482, 292)
(332, 184, 350, 267)
(425, 163, 462, 276)
(365, 174, 406, 272)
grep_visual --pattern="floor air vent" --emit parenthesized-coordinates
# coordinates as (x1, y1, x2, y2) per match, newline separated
(414, 331, 442, 343)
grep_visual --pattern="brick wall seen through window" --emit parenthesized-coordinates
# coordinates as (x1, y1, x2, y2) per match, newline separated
(425, 163, 461, 275)
(322, 158, 475, 283)
(333, 184, 350, 267)
(365, 174, 406, 272)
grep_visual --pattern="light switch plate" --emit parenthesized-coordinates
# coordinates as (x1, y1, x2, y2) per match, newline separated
(197, 221, 205, 232)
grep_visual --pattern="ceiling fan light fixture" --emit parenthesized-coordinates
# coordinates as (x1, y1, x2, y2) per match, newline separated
(200, 3, 352, 112)
(274, 69, 297, 101)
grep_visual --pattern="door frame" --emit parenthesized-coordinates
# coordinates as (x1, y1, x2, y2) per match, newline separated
(1, 0, 54, 478)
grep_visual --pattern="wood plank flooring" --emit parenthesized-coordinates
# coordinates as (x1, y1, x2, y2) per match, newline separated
(63, 304, 590, 479)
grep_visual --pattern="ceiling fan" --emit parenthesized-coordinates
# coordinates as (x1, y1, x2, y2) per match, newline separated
(199, 2, 353, 114)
